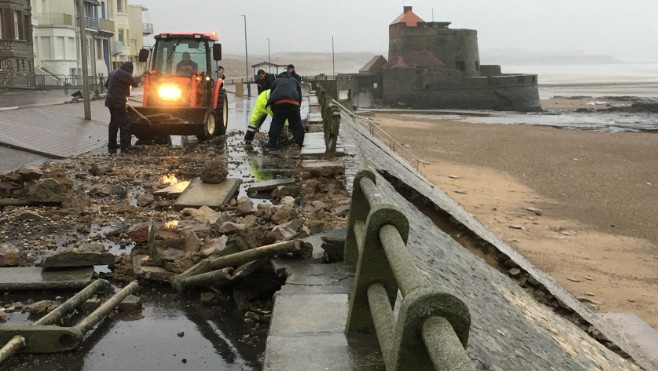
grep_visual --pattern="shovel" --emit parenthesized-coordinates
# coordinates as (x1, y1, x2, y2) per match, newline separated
(127, 104, 152, 126)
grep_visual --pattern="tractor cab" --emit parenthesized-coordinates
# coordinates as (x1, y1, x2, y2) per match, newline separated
(131, 32, 228, 141)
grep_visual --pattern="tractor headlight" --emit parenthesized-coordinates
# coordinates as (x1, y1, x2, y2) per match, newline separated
(158, 85, 182, 101)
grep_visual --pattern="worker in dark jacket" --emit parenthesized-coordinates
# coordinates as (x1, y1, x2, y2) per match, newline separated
(256, 69, 275, 94)
(105, 62, 141, 153)
(277, 64, 301, 82)
(266, 75, 304, 149)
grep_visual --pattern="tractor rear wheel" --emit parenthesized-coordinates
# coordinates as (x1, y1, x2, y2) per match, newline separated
(215, 89, 228, 135)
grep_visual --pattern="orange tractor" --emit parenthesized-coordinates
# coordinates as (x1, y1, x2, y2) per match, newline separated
(131, 32, 228, 141)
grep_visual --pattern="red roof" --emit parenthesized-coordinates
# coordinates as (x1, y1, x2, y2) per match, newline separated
(390, 6, 425, 26)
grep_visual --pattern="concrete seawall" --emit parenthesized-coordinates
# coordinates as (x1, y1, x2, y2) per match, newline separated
(334, 113, 649, 369)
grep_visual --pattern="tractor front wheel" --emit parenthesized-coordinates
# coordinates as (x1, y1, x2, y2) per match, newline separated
(197, 111, 218, 141)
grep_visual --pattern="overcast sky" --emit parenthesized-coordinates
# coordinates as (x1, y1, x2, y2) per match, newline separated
(135, 0, 658, 62)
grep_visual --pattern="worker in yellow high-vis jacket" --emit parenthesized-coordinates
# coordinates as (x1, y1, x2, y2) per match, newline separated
(244, 89, 287, 143)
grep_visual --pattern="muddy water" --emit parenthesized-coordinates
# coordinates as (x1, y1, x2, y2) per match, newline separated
(3, 289, 262, 370)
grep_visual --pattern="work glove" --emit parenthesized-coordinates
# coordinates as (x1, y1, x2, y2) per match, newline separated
(244, 130, 255, 142)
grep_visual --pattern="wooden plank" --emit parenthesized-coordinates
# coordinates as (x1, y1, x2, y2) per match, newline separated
(173, 178, 241, 211)
(247, 178, 296, 193)
(0, 267, 94, 291)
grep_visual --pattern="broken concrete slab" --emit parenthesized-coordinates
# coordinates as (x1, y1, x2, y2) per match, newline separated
(301, 159, 344, 177)
(247, 178, 296, 193)
(41, 243, 114, 268)
(0, 267, 94, 291)
(172, 177, 241, 211)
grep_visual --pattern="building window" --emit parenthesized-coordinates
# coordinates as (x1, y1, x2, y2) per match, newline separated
(118, 28, 123, 43)
(455, 61, 466, 72)
(0, 13, 3, 39)
(475, 61, 480, 71)
(117, 0, 123, 12)
(14, 11, 23, 40)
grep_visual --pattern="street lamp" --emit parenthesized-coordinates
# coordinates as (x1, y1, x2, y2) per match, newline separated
(240, 15, 251, 98)
(266, 37, 271, 73)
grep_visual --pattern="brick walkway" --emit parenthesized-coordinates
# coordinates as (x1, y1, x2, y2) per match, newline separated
(0, 101, 109, 158)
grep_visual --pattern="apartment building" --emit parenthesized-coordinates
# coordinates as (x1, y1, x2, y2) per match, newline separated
(30, 0, 150, 84)
(109, 0, 150, 74)
(0, 0, 35, 87)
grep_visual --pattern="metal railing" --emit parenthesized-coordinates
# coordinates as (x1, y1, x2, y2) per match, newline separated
(331, 100, 428, 171)
(344, 169, 474, 371)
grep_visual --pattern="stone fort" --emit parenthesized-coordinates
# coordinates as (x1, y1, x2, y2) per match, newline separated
(316, 6, 541, 112)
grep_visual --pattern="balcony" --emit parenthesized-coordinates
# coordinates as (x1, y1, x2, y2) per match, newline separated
(99, 18, 114, 36)
(143, 23, 153, 36)
(113, 41, 124, 56)
(84, 16, 99, 30)
(35, 13, 74, 27)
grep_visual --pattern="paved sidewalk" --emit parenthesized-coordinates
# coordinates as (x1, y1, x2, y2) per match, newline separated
(0, 100, 109, 158)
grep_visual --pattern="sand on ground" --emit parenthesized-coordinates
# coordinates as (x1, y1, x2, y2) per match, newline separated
(371, 111, 658, 329)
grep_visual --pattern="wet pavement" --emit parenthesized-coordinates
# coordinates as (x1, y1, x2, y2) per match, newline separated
(0, 89, 73, 109)
(0, 90, 307, 370)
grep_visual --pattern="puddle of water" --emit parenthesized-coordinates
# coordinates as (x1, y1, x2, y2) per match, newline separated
(402, 111, 658, 133)
(3, 290, 263, 371)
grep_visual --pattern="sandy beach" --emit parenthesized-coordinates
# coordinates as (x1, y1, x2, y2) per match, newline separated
(371, 106, 658, 329)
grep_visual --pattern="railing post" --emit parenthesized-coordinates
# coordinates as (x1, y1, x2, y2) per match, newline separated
(344, 170, 377, 264)
(390, 287, 472, 371)
(345, 204, 409, 335)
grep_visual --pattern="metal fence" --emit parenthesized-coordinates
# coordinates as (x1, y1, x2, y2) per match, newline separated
(344, 169, 474, 371)
(330, 100, 428, 171)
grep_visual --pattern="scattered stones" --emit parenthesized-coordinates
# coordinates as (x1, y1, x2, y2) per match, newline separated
(200, 159, 228, 184)
(577, 296, 602, 305)
(218, 221, 247, 234)
(182, 205, 221, 225)
(89, 163, 107, 176)
(567, 277, 581, 283)
(119, 294, 143, 313)
(136, 193, 155, 207)
(83, 297, 103, 312)
(176, 331, 185, 338)
(508, 268, 522, 278)
(509, 224, 524, 230)
(17, 165, 43, 182)
(26, 300, 58, 317)
(200, 292, 217, 305)
(25, 178, 71, 203)
(526, 207, 543, 215)
(271, 205, 295, 225)
(0, 243, 20, 267)
(13, 210, 45, 222)
(448, 175, 459, 179)
(454, 189, 467, 194)
(201, 236, 229, 256)
(236, 196, 254, 214)
(241, 215, 259, 228)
